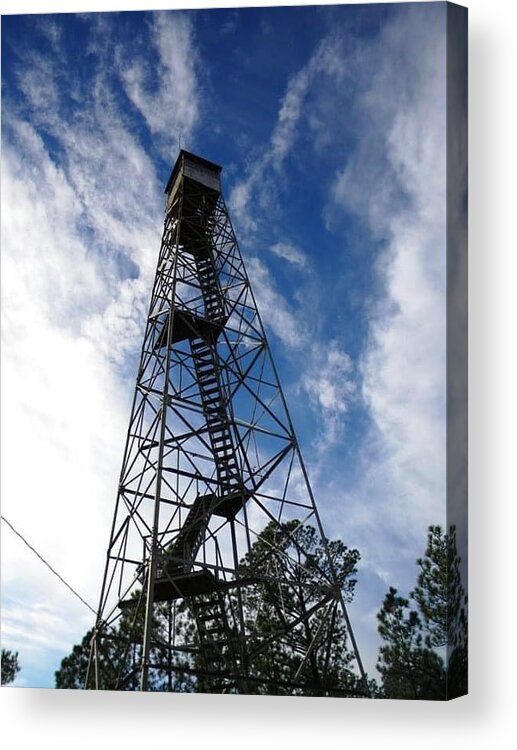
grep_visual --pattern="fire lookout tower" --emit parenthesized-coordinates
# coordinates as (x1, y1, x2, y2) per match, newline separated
(87, 151, 366, 695)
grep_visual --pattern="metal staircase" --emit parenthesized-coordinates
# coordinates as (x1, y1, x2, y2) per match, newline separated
(155, 221, 244, 595)
(192, 595, 235, 691)
(191, 337, 241, 493)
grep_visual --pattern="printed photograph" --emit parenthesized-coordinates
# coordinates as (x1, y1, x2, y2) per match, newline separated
(1, 2, 467, 699)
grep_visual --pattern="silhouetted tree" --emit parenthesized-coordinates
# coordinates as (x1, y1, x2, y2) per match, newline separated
(233, 520, 364, 696)
(55, 593, 194, 691)
(55, 630, 95, 689)
(1, 649, 20, 685)
(377, 525, 467, 700)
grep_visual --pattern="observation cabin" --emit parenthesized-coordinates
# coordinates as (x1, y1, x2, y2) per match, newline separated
(165, 150, 222, 219)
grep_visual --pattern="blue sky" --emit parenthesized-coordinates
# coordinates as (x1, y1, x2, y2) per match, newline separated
(1, 2, 453, 688)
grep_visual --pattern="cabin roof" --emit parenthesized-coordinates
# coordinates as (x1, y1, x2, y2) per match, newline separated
(164, 150, 223, 195)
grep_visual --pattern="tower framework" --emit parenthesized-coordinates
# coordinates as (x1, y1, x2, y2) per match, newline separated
(87, 151, 367, 695)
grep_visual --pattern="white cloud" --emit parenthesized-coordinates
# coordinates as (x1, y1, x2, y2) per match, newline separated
(228, 35, 341, 233)
(301, 341, 355, 447)
(0, 324, 128, 681)
(229, 181, 256, 232)
(1, 134, 131, 677)
(35, 16, 63, 50)
(224, 35, 354, 450)
(328, 6, 447, 589)
(8, 19, 182, 365)
(269, 241, 309, 270)
(14, 51, 61, 126)
(119, 12, 200, 150)
(1, 120, 107, 327)
(246, 257, 304, 350)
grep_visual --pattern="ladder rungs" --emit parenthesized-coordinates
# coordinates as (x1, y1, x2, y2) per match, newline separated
(204, 626, 225, 636)
(213, 449, 235, 458)
(212, 436, 232, 446)
(199, 378, 218, 387)
(197, 613, 219, 622)
(212, 433, 231, 443)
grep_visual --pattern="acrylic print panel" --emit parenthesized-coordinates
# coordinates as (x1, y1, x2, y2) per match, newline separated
(1, 2, 467, 699)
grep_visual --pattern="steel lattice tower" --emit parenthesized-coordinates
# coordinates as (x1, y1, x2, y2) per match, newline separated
(87, 151, 367, 695)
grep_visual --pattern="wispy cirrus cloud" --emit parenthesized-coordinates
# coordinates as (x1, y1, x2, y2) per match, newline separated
(327, 5, 447, 585)
(225, 29, 358, 453)
(300, 340, 356, 448)
(7, 13, 200, 368)
(269, 240, 309, 270)
(228, 34, 342, 233)
(246, 256, 305, 350)
(119, 12, 200, 152)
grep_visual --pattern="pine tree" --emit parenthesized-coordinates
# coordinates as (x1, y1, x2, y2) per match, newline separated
(56, 522, 364, 694)
(1, 649, 20, 686)
(376, 525, 467, 700)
